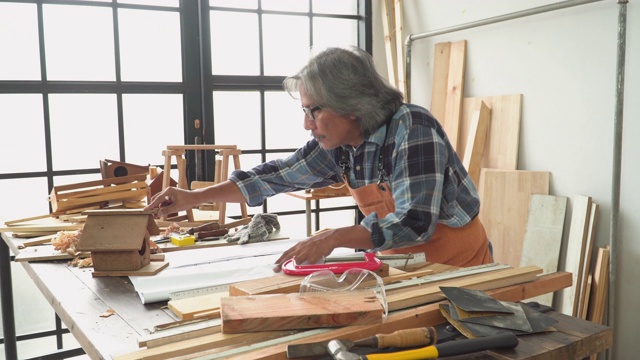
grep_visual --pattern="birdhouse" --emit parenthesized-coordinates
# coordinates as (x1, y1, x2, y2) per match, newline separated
(77, 209, 160, 273)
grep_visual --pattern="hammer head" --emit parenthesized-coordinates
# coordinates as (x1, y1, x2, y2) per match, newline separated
(326, 339, 362, 360)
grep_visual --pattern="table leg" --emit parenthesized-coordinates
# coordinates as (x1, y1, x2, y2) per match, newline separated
(305, 201, 312, 237)
(0, 235, 18, 359)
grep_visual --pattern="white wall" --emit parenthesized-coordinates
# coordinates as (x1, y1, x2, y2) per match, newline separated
(372, 0, 638, 357)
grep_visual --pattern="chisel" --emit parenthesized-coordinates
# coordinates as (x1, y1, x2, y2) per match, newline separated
(286, 327, 437, 358)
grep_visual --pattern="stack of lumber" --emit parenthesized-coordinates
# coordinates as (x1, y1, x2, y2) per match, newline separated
(113, 264, 572, 360)
(49, 173, 148, 215)
(428, 40, 608, 321)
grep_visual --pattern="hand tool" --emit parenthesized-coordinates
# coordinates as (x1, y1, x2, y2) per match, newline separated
(326, 332, 518, 360)
(185, 221, 221, 234)
(282, 252, 383, 275)
(286, 327, 438, 358)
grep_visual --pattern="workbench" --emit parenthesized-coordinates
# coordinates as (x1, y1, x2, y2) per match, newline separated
(1, 232, 612, 360)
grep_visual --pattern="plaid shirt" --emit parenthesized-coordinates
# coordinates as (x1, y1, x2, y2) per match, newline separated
(229, 104, 480, 251)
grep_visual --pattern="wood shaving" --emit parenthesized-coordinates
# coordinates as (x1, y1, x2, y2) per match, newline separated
(100, 309, 116, 318)
(163, 222, 182, 236)
(52, 229, 83, 253)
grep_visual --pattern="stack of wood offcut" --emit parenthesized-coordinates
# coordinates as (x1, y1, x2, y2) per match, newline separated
(423, 39, 609, 324)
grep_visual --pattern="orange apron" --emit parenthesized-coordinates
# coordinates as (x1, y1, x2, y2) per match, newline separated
(344, 176, 492, 267)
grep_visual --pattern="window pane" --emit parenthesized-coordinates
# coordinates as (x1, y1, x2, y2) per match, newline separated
(209, 0, 257, 10)
(213, 91, 261, 150)
(43, 4, 115, 81)
(0, 95, 46, 173)
(0, 3, 40, 81)
(0, 178, 50, 221)
(313, 18, 358, 52)
(49, 94, 119, 171)
(262, 0, 308, 13)
(263, 14, 310, 76)
(118, 0, 179, 7)
(210, 11, 259, 75)
(122, 94, 184, 166)
(312, 0, 357, 15)
(119, 9, 182, 82)
(264, 91, 309, 149)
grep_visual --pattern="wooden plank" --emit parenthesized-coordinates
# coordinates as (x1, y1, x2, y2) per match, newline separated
(430, 42, 451, 122)
(387, 265, 542, 311)
(393, 0, 406, 97)
(429, 40, 466, 150)
(220, 291, 384, 333)
(519, 194, 568, 306)
(14, 245, 89, 262)
(229, 266, 432, 296)
(477, 169, 550, 268)
(0, 222, 83, 233)
(91, 262, 169, 277)
(459, 94, 523, 169)
(558, 195, 592, 316)
(462, 100, 491, 186)
(381, 0, 397, 88)
(577, 202, 598, 319)
(587, 246, 609, 324)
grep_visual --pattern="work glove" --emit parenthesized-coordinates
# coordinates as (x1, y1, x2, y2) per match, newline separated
(225, 213, 281, 245)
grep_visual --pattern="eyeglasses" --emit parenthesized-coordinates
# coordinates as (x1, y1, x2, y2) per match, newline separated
(302, 106, 322, 121)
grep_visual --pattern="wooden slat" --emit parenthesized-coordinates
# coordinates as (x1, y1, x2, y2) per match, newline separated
(462, 100, 491, 186)
(430, 40, 466, 150)
(477, 169, 550, 268)
(459, 94, 523, 169)
(558, 195, 592, 316)
(381, 0, 397, 88)
(393, 0, 406, 97)
(578, 202, 598, 319)
(386, 265, 542, 311)
(519, 194, 568, 306)
(587, 246, 609, 325)
(430, 42, 451, 122)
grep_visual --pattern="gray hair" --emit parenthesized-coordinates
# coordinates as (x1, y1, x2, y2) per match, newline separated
(283, 46, 404, 137)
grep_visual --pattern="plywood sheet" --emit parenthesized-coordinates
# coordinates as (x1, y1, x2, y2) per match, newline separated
(459, 94, 523, 170)
(477, 169, 550, 268)
(519, 194, 568, 306)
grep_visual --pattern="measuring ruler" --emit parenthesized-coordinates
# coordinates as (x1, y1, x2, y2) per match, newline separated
(169, 284, 230, 301)
(325, 252, 427, 270)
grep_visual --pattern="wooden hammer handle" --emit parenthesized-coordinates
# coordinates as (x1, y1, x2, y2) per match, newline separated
(357, 327, 437, 349)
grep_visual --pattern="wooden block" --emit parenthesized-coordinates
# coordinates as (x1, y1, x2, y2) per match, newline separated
(477, 169, 550, 268)
(459, 94, 523, 170)
(558, 195, 592, 316)
(168, 293, 225, 320)
(519, 194, 568, 306)
(220, 291, 384, 333)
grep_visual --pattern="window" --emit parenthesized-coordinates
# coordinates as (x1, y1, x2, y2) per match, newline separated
(0, 0, 369, 232)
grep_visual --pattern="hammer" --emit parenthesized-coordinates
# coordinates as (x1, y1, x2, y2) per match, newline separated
(326, 332, 518, 360)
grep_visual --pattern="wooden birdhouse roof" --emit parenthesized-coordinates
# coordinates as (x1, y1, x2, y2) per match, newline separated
(77, 210, 159, 252)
